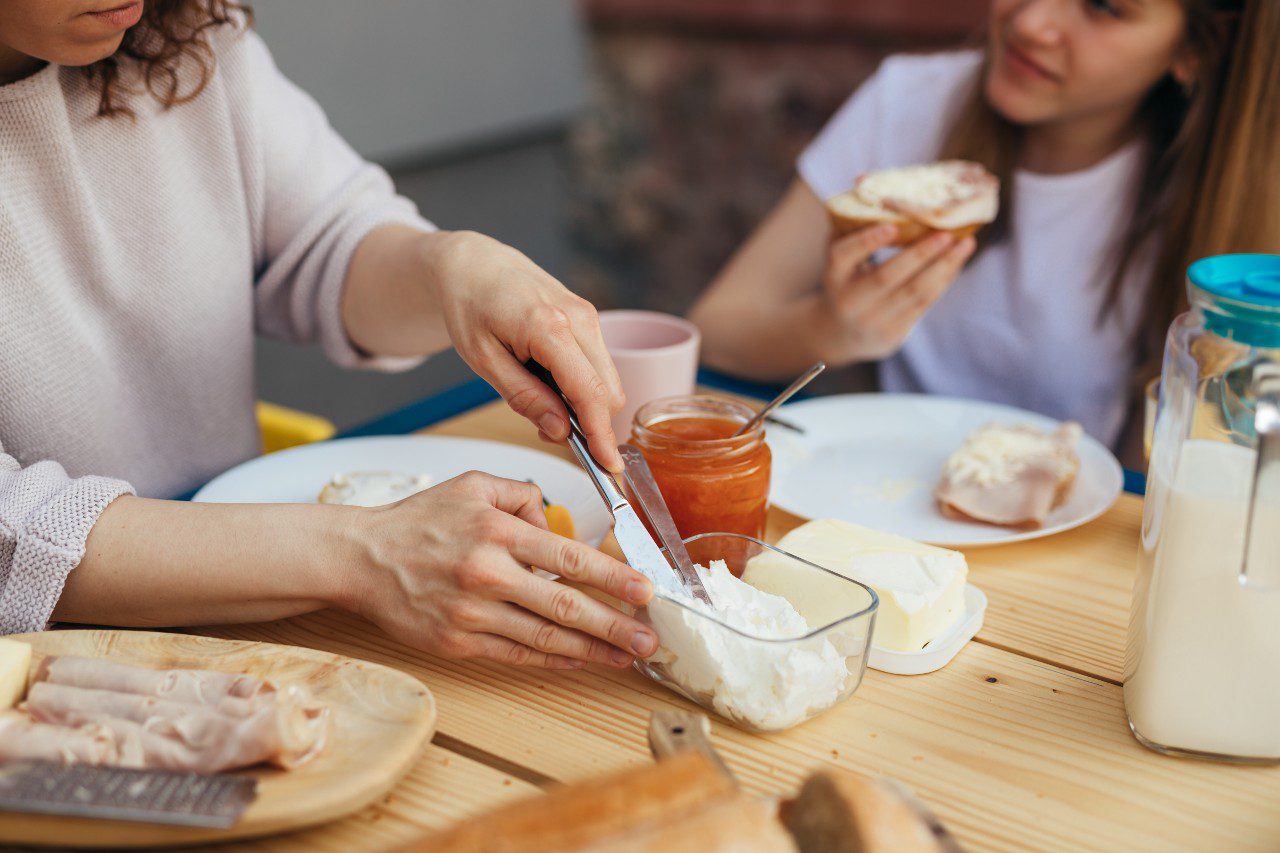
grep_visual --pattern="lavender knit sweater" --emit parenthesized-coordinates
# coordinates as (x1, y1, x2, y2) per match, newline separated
(0, 24, 431, 632)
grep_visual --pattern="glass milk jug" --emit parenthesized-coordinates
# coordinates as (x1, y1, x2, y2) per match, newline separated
(1124, 254, 1280, 763)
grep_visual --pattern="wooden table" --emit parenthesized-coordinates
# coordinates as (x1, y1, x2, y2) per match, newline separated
(203, 399, 1280, 852)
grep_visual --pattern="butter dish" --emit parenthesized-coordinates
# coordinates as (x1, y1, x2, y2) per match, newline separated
(868, 584, 987, 675)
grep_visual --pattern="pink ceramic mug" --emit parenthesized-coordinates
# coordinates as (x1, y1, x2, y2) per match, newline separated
(598, 310, 701, 441)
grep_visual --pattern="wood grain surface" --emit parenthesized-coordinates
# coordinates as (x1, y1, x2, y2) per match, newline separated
(191, 398, 1277, 851)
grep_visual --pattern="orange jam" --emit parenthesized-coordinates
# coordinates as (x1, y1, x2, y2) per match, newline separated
(629, 396, 771, 576)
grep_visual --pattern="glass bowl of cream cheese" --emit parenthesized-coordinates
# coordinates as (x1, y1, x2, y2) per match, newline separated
(631, 533, 878, 733)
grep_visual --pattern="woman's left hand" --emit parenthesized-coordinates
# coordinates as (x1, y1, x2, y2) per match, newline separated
(424, 231, 626, 471)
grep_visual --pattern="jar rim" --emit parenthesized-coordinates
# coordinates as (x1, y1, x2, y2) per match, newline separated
(631, 394, 765, 449)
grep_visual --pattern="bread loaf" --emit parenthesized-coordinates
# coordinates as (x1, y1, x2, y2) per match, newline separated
(781, 770, 944, 853)
(407, 751, 750, 852)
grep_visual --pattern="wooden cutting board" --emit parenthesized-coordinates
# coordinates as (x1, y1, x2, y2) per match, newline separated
(0, 629, 437, 848)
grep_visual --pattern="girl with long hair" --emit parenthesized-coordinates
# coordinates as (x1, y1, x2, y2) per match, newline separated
(0, 2, 663, 669)
(690, 0, 1279, 461)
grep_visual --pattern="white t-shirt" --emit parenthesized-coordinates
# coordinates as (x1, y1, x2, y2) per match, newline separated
(799, 51, 1149, 448)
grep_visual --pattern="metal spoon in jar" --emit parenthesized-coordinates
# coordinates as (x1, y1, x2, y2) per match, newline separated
(732, 362, 825, 437)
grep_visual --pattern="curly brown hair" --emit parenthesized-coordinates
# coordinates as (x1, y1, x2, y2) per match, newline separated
(86, 0, 251, 117)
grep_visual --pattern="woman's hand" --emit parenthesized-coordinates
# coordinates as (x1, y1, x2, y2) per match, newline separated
(342, 226, 626, 470)
(425, 232, 626, 471)
(350, 471, 659, 670)
(813, 224, 977, 363)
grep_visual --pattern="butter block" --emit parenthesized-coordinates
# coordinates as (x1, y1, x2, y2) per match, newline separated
(771, 519, 967, 652)
(0, 639, 32, 710)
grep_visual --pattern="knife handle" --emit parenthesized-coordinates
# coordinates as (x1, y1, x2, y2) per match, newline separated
(524, 359, 628, 512)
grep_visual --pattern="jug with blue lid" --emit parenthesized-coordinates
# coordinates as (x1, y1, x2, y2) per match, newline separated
(1124, 253, 1280, 763)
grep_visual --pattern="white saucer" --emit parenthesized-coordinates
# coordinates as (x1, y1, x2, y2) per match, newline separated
(867, 584, 987, 675)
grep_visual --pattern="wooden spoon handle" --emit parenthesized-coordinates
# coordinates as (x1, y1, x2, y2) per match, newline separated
(647, 711, 737, 786)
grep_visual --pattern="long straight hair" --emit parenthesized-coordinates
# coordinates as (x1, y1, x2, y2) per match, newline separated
(940, 0, 1280, 388)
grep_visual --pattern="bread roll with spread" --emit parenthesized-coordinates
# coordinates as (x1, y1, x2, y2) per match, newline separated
(827, 160, 999, 244)
(935, 422, 1082, 528)
(317, 471, 432, 507)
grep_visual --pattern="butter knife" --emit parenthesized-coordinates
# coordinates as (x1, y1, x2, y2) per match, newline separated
(619, 445, 713, 607)
(523, 361, 686, 599)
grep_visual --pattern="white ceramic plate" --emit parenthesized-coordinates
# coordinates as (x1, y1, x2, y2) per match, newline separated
(768, 394, 1124, 547)
(193, 435, 612, 547)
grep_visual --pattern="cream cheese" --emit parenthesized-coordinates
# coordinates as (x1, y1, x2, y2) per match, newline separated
(945, 423, 1080, 488)
(642, 560, 850, 731)
(854, 162, 999, 229)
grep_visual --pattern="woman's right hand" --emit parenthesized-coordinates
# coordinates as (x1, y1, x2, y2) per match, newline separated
(349, 471, 659, 670)
(814, 224, 977, 363)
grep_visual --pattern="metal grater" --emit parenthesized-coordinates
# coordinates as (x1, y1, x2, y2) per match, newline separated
(0, 761, 258, 828)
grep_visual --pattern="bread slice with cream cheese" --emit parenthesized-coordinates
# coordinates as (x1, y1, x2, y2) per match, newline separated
(827, 160, 999, 244)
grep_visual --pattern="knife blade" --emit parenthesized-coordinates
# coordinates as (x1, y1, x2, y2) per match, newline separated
(0, 760, 257, 828)
(619, 444, 712, 607)
(522, 360, 686, 598)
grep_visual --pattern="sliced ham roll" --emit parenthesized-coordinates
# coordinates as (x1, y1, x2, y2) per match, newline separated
(0, 713, 123, 766)
(33, 656, 271, 706)
(23, 680, 329, 774)
(935, 422, 1082, 528)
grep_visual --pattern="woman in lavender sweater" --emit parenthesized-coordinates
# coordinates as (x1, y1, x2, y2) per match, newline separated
(0, 1, 661, 671)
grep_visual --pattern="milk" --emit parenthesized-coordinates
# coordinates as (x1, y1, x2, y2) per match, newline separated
(1124, 440, 1280, 760)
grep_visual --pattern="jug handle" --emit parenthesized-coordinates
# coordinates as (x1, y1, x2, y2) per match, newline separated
(1241, 363, 1280, 590)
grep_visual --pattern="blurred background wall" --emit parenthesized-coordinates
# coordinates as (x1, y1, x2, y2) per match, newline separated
(253, 0, 986, 429)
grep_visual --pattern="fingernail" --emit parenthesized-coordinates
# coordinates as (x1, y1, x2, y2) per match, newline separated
(626, 579, 652, 604)
(567, 659, 586, 669)
(538, 413, 566, 438)
(610, 649, 633, 667)
(632, 631, 658, 656)
(932, 231, 954, 247)
(960, 236, 977, 253)
(877, 224, 897, 240)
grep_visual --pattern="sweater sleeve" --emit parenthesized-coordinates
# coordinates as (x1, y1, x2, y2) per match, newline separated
(223, 29, 436, 372)
(0, 443, 133, 634)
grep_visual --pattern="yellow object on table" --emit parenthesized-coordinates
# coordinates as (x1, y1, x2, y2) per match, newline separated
(543, 504, 576, 540)
(256, 401, 337, 454)
(195, 397, 1280, 852)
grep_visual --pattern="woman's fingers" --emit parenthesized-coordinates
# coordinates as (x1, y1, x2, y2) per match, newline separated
(454, 470, 549, 531)
(475, 342, 576, 446)
(561, 293, 626, 417)
(510, 571, 658, 658)
(511, 524, 653, 605)
(825, 223, 899, 294)
(505, 525, 657, 657)
(489, 602, 635, 668)
(526, 323, 624, 473)
(464, 633, 586, 670)
(834, 230, 956, 313)
(876, 236, 977, 324)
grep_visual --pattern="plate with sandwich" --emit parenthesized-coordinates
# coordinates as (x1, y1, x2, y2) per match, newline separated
(767, 394, 1123, 547)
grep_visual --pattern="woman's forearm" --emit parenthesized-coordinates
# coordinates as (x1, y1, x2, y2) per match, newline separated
(687, 179, 837, 382)
(55, 496, 364, 628)
(340, 224, 457, 359)
(691, 294, 831, 382)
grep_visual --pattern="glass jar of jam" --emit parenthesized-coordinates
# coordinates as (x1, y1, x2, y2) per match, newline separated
(629, 395, 771, 576)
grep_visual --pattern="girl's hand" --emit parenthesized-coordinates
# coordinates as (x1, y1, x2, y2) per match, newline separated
(814, 224, 977, 363)
(351, 471, 659, 670)
(426, 231, 626, 471)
